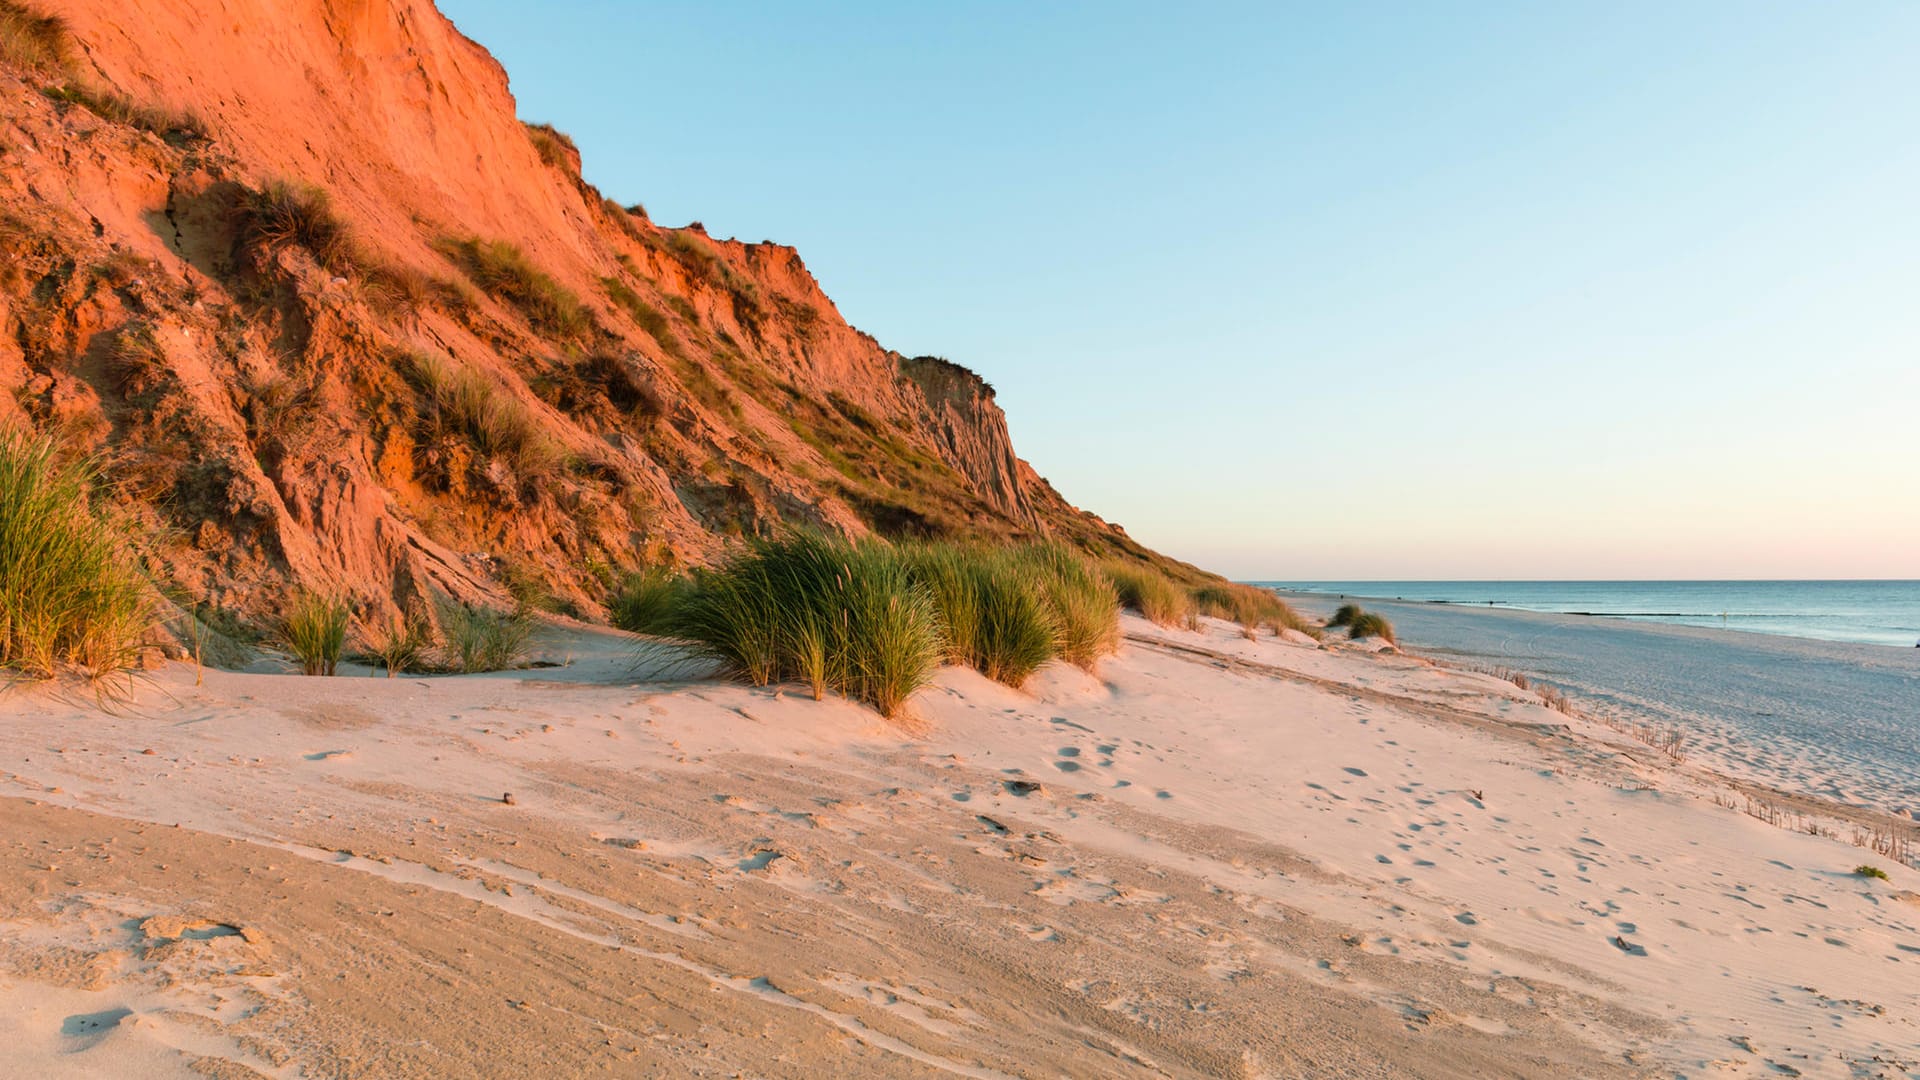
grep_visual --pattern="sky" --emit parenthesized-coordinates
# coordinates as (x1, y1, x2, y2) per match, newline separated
(438, 1, 1920, 581)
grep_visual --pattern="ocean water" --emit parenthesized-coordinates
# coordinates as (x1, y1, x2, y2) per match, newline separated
(1261, 581, 1920, 649)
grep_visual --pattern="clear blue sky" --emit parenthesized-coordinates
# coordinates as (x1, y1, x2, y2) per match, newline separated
(439, 1, 1919, 580)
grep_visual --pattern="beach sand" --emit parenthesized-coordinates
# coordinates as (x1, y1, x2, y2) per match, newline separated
(1, 616, 1916, 1077)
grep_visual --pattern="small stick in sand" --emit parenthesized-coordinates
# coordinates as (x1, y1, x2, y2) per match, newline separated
(502, 792, 516, 806)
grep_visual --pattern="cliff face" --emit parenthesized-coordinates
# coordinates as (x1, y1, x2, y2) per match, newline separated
(0, 0, 1153, 623)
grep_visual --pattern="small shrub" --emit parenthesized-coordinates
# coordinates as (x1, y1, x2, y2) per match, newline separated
(282, 591, 350, 676)
(1327, 603, 1363, 629)
(367, 610, 434, 677)
(0, 1, 73, 74)
(435, 234, 589, 338)
(1346, 610, 1395, 643)
(1856, 864, 1889, 881)
(1104, 563, 1190, 627)
(0, 427, 154, 679)
(440, 602, 535, 673)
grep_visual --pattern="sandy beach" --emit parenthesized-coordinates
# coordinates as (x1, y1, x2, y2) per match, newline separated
(2, 614, 1916, 1078)
(1279, 592, 1920, 817)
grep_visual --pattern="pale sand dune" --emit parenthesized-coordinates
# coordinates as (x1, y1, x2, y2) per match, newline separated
(0, 617, 1915, 1077)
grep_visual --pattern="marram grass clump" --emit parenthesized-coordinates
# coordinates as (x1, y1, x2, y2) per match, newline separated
(899, 544, 1057, 687)
(1190, 582, 1316, 639)
(281, 591, 349, 676)
(1344, 610, 1396, 643)
(1015, 543, 1120, 670)
(1103, 562, 1190, 627)
(0, 428, 154, 679)
(656, 533, 942, 717)
(616, 535, 1124, 714)
(439, 602, 535, 673)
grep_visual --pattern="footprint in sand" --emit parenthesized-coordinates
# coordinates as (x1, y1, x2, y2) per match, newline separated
(303, 749, 352, 762)
(1054, 760, 1082, 773)
(738, 851, 784, 872)
(1455, 912, 1478, 926)
(61, 1008, 134, 1049)
(1057, 747, 1081, 757)
(1343, 767, 1368, 777)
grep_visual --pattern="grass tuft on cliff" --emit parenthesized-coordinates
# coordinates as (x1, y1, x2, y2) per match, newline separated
(399, 350, 558, 485)
(436, 234, 590, 338)
(0, 1, 73, 75)
(43, 83, 204, 144)
(236, 181, 359, 273)
(0, 428, 154, 679)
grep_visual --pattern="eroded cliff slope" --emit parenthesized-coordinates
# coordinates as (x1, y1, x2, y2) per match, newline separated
(0, 0, 1164, 624)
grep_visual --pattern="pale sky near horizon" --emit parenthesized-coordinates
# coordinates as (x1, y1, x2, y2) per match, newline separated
(438, 1, 1919, 581)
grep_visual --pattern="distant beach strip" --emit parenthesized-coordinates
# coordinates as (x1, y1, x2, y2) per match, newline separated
(1271, 589, 1920, 820)
(1267, 580, 1920, 648)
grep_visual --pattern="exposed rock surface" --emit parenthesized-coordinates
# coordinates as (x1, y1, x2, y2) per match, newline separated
(0, 0, 1167, 625)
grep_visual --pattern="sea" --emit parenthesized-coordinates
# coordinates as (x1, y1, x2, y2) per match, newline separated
(1260, 581, 1920, 650)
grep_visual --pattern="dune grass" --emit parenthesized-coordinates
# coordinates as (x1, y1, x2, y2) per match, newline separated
(435, 234, 589, 338)
(609, 569, 692, 636)
(439, 602, 535, 673)
(900, 544, 1058, 686)
(1345, 610, 1396, 643)
(1103, 562, 1191, 627)
(367, 610, 434, 677)
(1855, 864, 1889, 881)
(1325, 602, 1394, 642)
(657, 533, 943, 716)
(0, 428, 154, 679)
(282, 591, 349, 676)
(1015, 543, 1119, 670)
(618, 535, 1124, 710)
(1187, 581, 1317, 640)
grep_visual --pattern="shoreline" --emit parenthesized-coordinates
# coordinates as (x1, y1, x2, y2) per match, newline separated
(1277, 591, 1920, 820)
(1265, 581, 1920, 651)
(2, 616, 1917, 1076)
